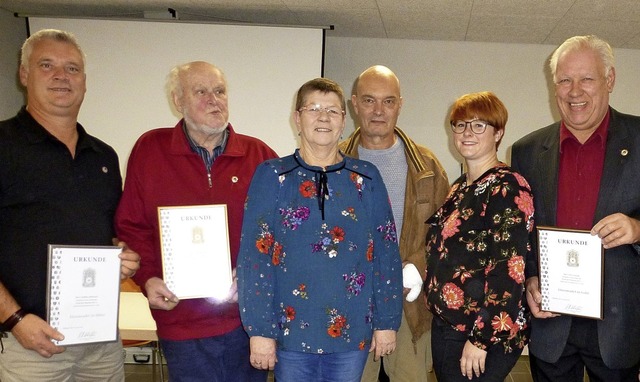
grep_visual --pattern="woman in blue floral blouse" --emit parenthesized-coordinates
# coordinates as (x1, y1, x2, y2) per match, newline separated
(237, 78, 403, 382)
(426, 92, 534, 382)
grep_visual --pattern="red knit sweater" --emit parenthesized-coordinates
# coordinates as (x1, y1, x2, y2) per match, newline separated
(115, 121, 278, 340)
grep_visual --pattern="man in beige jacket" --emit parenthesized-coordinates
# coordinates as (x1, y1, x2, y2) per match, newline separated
(340, 65, 449, 382)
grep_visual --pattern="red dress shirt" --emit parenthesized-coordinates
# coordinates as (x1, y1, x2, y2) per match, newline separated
(556, 110, 610, 230)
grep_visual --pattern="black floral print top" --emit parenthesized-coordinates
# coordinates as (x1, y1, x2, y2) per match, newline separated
(425, 164, 533, 352)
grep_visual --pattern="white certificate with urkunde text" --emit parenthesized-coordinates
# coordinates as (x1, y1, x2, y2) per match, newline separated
(47, 245, 122, 346)
(158, 204, 232, 300)
(537, 227, 604, 319)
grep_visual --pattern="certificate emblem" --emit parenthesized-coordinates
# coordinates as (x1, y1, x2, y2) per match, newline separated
(83, 268, 96, 287)
(192, 226, 204, 244)
(566, 250, 579, 267)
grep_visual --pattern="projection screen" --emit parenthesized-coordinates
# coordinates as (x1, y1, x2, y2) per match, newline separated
(28, 17, 325, 172)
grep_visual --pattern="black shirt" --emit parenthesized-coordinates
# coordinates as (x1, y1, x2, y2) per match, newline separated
(0, 107, 122, 322)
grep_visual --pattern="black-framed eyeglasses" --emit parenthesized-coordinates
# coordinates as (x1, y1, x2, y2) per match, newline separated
(450, 119, 490, 134)
(299, 104, 345, 118)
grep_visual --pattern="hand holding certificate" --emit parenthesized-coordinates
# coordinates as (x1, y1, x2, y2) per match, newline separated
(158, 204, 233, 300)
(47, 245, 122, 346)
(537, 227, 604, 319)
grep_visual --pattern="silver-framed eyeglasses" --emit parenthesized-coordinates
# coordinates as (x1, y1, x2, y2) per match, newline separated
(450, 119, 490, 134)
(299, 104, 345, 118)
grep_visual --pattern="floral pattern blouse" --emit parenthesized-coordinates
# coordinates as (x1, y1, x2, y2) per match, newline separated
(425, 164, 534, 353)
(238, 149, 403, 354)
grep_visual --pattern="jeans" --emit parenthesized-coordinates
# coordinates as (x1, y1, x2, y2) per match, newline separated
(160, 326, 267, 382)
(431, 316, 522, 382)
(275, 349, 368, 382)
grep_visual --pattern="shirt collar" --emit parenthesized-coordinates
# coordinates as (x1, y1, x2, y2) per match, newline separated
(17, 106, 103, 153)
(559, 108, 610, 151)
(182, 122, 229, 154)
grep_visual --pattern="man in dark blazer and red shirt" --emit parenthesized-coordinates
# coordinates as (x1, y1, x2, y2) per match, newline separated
(511, 35, 640, 382)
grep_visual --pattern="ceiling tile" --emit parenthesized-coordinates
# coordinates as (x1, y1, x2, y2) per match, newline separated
(466, 14, 560, 44)
(377, 0, 473, 14)
(471, 0, 574, 18)
(567, 0, 640, 21)
(545, 16, 640, 47)
(327, 0, 378, 9)
(293, 7, 386, 38)
(2, 0, 640, 49)
(283, 0, 377, 8)
(381, 10, 469, 40)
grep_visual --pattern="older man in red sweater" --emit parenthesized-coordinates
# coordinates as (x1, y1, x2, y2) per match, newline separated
(115, 61, 278, 382)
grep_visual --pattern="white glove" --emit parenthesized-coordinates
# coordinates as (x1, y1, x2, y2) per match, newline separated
(402, 263, 423, 302)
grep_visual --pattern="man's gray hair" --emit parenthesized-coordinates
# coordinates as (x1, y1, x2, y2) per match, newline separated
(549, 35, 614, 80)
(166, 61, 226, 99)
(21, 29, 85, 69)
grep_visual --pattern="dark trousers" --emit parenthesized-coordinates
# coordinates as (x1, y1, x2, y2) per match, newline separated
(530, 318, 639, 382)
(431, 316, 522, 382)
(160, 326, 268, 382)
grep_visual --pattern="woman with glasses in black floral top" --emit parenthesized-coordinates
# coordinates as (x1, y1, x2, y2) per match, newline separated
(426, 91, 534, 381)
